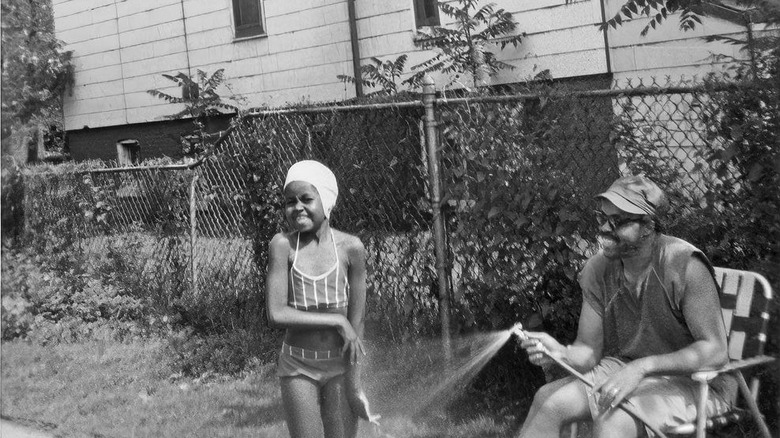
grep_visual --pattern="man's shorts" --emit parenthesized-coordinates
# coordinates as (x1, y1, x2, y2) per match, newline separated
(582, 357, 735, 435)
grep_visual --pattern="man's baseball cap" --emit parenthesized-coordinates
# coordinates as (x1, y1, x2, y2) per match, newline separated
(595, 175, 668, 216)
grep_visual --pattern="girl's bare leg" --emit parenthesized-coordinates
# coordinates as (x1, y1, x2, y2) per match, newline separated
(280, 376, 323, 438)
(321, 375, 358, 438)
(518, 378, 591, 438)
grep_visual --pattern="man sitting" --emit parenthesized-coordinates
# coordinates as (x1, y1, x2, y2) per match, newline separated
(518, 175, 735, 437)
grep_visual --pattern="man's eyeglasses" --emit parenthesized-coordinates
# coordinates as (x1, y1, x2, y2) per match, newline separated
(593, 210, 644, 230)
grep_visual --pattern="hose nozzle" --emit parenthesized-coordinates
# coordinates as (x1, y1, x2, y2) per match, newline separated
(510, 322, 527, 340)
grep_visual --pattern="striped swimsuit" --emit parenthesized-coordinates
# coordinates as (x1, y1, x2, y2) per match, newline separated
(277, 230, 351, 383)
(288, 230, 350, 310)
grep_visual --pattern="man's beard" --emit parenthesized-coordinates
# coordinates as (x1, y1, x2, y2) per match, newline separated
(597, 232, 645, 259)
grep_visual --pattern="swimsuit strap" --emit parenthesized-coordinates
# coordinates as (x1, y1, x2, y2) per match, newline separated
(330, 229, 339, 264)
(293, 232, 301, 265)
(292, 229, 339, 274)
(332, 228, 339, 294)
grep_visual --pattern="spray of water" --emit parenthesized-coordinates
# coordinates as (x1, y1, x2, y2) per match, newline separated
(413, 329, 514, 415)
(363, 327, 518, 422)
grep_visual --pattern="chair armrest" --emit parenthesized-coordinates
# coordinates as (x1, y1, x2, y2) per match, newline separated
(691, 356, 775, 382)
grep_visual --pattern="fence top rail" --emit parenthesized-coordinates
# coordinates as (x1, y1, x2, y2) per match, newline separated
(204, 100, 424, 149)
(435, 82, 756, 106)
(32, 80, 755, 177)
(245, 100, 424, 117)
(68, 159, 203, 175)
(239, 82, 750, 117)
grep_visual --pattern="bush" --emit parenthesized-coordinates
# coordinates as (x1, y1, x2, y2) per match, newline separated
(439, 92, 600, 338)
(1, 294, 33, 339)
(1, 158, 25, 241)
(1, 246, 149, 343)
(165, 327, 282, 377)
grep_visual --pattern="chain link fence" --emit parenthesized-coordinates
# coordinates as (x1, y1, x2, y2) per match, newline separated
(194, 103, 434, 339)
(434, 78, 758, 337)
(19, 78, 769, 340)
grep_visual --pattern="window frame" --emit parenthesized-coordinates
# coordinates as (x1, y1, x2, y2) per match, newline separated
(232, 0, 266, 40)
(116, 139, 141, 166)
(413, 0, 440, 28)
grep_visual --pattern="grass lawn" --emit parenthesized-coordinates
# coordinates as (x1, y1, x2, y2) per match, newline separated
(1, 339, 519, 437)
(1, 339, 287, 437)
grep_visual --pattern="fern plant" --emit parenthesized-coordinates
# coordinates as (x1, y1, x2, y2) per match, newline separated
(600, 0, 706, 36)
(147, 69, 242, 156)
(337, 55, 410, 96)
(405, 0, 525, 90)
(147, 69, 239, 122)
(601, 0, 779, 36)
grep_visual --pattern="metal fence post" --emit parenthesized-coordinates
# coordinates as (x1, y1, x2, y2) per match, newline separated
(190, 174, 199, 297)
(422, 75, 452, 360)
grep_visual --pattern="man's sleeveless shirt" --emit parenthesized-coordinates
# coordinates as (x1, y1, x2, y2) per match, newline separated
(579, 234, 735, 398)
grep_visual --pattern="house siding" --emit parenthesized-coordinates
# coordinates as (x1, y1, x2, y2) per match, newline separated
(52, 0, 360, 134)
(603, 0, 750, 84)
(52, 0, 754, 162)
(54, 0, 613, 134)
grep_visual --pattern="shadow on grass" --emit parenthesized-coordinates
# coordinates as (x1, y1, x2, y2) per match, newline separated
(213, 401, 285, 428)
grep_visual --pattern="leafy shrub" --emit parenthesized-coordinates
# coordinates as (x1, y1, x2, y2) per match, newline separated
(1, 246, 150, 343)
(408, 0, 525, 89)
(438, 92, 606, 338)
(1, 158, 25, 241)
(165, 327, 282, 377)
(1, 294, 33, 339)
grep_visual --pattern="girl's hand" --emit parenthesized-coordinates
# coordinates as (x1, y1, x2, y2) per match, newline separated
(346, 384, 381, 424)
(519, 331, 565, 367)
(337, 317, 366, 364)
(345, 360, 378, 423)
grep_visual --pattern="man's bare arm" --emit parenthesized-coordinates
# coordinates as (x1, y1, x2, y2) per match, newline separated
(631, 256, 729, 375)
(567, 300, 605, 372)
(522, 300, 604, 373)
(595, 256, 729, 409)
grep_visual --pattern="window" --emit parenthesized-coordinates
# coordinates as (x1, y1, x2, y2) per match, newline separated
(232, 0, 265, 39)
(116, 139, 140, 166)
(414, 0, 440, 27)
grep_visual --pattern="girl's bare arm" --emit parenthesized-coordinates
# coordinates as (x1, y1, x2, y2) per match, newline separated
(345, 235, 368, 365)
(344, 234, 378, 422)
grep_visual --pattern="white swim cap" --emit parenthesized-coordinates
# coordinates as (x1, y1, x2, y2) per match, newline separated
(284, 160, 339, 219)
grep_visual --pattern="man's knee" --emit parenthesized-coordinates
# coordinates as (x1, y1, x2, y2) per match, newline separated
(534, 380, 558, 401)
(532, 380, 588, 420)
(594, 408, 641, 438)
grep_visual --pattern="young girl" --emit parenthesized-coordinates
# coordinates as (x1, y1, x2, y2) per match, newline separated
(266, 160, 371, 438)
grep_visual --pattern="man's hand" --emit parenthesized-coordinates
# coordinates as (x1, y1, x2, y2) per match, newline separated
(519, 331, 566, 367)
(593, 361, 647, 410)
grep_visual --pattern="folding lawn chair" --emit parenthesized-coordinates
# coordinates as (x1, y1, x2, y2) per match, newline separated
(564, 267, 775, 438)
(663, 267, 775, 438)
